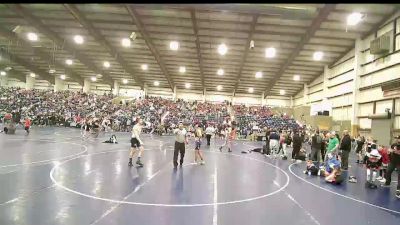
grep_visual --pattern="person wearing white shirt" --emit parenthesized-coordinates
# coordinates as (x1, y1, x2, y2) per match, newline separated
(128, 118, 144, 167)
(205, 125, 215, 146)
(173, 122, 189, 169)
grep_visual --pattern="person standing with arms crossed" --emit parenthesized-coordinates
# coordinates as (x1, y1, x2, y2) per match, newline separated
(173, 122, 189, 169)
(128, 118, 144, 167)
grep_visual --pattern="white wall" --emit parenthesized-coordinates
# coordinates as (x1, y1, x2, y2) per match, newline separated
(295, 11, 400, 134)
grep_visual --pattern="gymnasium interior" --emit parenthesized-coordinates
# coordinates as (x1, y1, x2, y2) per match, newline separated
(0, 4, 400, 225)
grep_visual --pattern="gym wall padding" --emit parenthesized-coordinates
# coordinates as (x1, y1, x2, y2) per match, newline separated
(371, 119, 392, 146)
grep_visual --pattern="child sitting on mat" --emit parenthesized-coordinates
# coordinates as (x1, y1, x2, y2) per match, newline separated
(303, 160, 320, 176)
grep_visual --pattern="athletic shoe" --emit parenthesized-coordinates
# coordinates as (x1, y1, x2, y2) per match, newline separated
(200, 161, 205, 165)
(379, 178, 386, 183)
(381, 183, 391, 187)
(136, 160, 144, 167)
(396, 190, 400, 199)
(128, 161, 133, 167)
(228, 148, 232, 152)
(219, 147, 222, 152)
(376, 176, 383, 180)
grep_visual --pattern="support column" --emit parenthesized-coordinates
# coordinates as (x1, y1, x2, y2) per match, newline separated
(290, 96, 294, 108)
(172, 86, 177, 101)
(0, 75, 8, 87)
(303, 83, 309, 106)
(261, 91, 265, 106)
(143, 83, 148, 97)
(26, 74, 35, 90)
(351, 38, 363, 136)
(54, 77, 66, 92)
(83, 78, 91, 93)
(113, 80, 120, 96)
(202, 88, 206, 103)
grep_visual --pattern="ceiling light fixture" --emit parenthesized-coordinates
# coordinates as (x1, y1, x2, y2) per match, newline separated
(122, 79, 128, 84)
(248, 87, 254, 93)
(103, 61, 110, 68)
(121, 38, 131, 47)
(74, 35, 84, 44)
(265, 47, 276, 58)
(91, 76, 97, 82)
(0, 71, 6, 76)
(255, 71, 263, 78)
(313, 51, 323, 61)
(217, 85, 223, 91)
(154, 81, 160, 86)
(217, 68, 224, 76)
(60, 75, 66, 80)
(218, 43, 228, 56)
(185, 83, 191, 89)
(30, 73, 36, 78)
(347, 12, 363, 26)
(293, 75, 300, 81)
(280, 90, 285, 95)
(49, 69, 56, 74)
(65, 59, 73, 65)
(179, 66, 186, 73)
(170, 41, 179, 51)
(27, 32, 38, 41)
(141, 64, 148, 70)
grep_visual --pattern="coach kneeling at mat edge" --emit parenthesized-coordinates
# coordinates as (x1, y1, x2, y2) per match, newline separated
(173, 122, 189, 169)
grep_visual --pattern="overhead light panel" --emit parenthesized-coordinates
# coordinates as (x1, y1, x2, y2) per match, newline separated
(141, 64, 148, 70)
(170, 41, 179, 51)
(30, 73, 36, 78)
(280, 90, 285, 95)
(103, 61, 110, 68)
(179, 66, 186, 73)
(347, 12, 363, 26)
(121, 38, 131, 47)
(27, 32, 38, 41)
(91, 76, 97, 82)
(255, 71, 263, 78)
(185, 83, 191, 89)
(248, 87, 254, 93)
(0, 71, 6, 76)
(313, 51, 323, 61)
(122, 79, 128, 84)
(49, 69, 56, 74)
(60, 75, 66, 80)
(217, 85, 223, 91)
(154, 81, 160, 86)
(65, 59, 73, 65)
(217, 68, 224, 76)
(265, 47, 276, 58)
(74, 35, 84, 44)
(293, 75, 300, 81)
(218, 43, 228, 56)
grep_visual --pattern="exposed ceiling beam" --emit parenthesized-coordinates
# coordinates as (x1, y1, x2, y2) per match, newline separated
(126, 5, 175, 92)
(64, 4, 144, 88)
(7, 4, 114, 86)
(138, 4, 318, 20)
(190, 9, 205, 92)
(233, 15, 259, 96)
(264, 4, 336, 98)
(0, 26, 84, 86)
(0, 48, 54, 84)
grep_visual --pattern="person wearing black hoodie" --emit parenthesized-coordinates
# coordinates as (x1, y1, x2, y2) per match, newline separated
(340, 130, 352, 170)
(292, 130, 302, 161)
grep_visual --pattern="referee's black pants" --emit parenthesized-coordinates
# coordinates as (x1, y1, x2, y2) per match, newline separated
(206, 134, 212, 146)
(173, 141, 186, 167)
